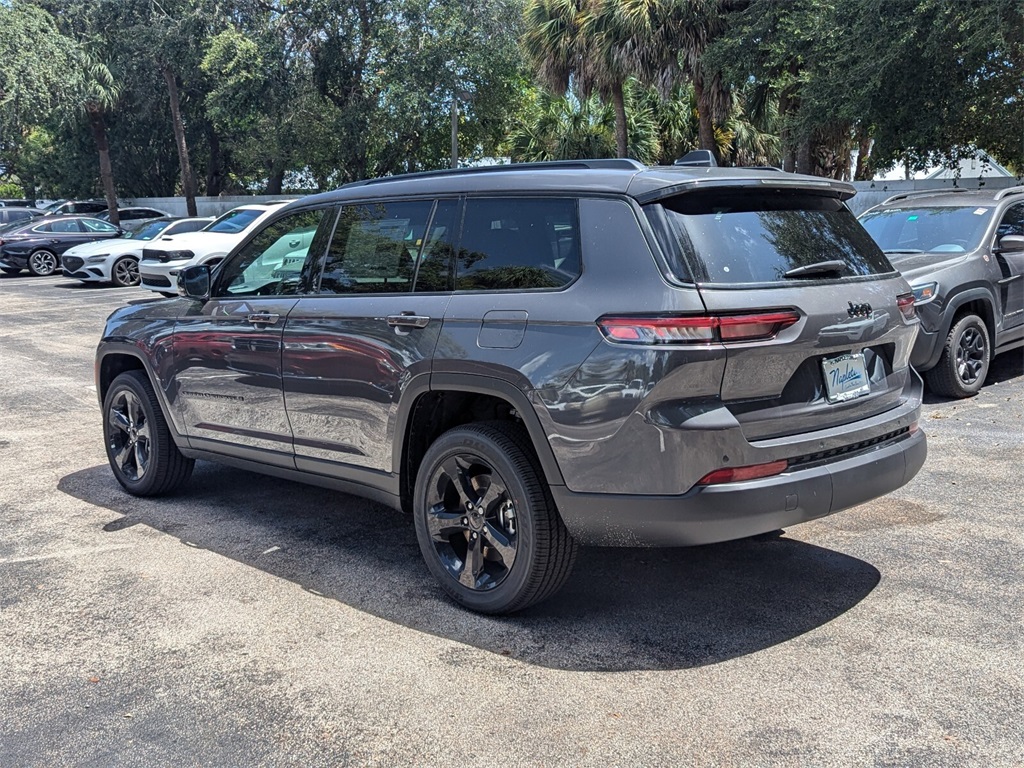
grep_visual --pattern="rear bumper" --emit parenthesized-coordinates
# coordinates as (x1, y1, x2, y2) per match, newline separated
(0, 254, 28, 269)
(552, 428, 927, 546)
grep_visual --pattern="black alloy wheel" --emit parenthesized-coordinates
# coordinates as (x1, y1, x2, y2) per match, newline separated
(103, 371, 194, 495)
(925, 313, 991, 398)
(27, 249, 59, 276)
(111, 256, 140, 287)
(413, 422, 577, 614)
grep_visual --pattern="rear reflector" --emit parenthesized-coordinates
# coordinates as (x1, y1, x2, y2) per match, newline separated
(599, 311, 799, 345)
(897, 292, 916, 321)
(697, 460, 789, 486)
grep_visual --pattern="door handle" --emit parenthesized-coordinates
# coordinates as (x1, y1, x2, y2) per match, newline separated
(386, 313, 430, 329)
(247, 313, 280, 326)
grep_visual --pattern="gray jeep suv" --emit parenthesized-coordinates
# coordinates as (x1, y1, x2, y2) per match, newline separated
(96, 160, 927, 613)
(860, 186, 1024, 397)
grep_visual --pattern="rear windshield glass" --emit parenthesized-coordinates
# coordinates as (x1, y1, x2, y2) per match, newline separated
(648, 190, 894, 285)
(859, 206, 994, 254)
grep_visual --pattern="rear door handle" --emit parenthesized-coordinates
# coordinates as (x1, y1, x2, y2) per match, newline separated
(247, 313, 280, 326)
(386, 313, 430, 329)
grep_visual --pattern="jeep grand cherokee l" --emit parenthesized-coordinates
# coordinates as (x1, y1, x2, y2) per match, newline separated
(95, 159, 926, 614)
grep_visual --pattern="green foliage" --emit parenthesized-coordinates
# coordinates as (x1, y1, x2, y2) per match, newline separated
(0, 180, 24, 198)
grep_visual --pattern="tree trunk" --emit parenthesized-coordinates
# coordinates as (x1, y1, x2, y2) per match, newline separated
(611, 81, 628, 158)
(693, 76, 721, 164)
(86, 106, 119, 226)
(797, 139, 813, 175)
(854, 127, 873, 181)
(266, 168, 284, 195)
(163, 66, 197, 217)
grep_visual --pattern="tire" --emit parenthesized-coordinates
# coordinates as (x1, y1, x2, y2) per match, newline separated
(413, 421, 577, 614)
(0, 268, 20, 275)
(27, 249, 59, 276)
(924, 313, 991, 398)
(103, 371, 194, 496)
(111, 256, 140, 287)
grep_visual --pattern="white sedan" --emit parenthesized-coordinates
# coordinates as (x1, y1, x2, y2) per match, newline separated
(60, 217, 211, 287)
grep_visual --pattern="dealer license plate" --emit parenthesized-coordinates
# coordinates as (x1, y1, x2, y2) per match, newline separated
(821, 353, 870, 403)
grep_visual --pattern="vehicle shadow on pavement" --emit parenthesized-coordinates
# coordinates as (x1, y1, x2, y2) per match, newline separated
(59, 463, 880, 672)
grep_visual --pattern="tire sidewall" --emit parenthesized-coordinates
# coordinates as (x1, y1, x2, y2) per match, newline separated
(413, 428, 539, 613)
(103, 373, 166, 496)
(28, 249, 58, 276)
(950, 315, 990, 395)
(112, 256, 140, 287)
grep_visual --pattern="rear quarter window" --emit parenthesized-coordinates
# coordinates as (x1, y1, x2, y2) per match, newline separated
(455, 197, 580, 291)
(647, 190, 894, 285)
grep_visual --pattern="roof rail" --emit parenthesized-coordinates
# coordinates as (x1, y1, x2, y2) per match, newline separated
(881, 188, 969, 205)
(994, 185, 1024, 201)
(342, 159, 647, 188)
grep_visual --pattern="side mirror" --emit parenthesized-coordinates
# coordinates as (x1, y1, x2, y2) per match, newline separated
(178, 264, 211, 300)
(996, 234, 1024, 254)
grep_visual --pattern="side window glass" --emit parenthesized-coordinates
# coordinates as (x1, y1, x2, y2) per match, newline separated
(216, 208, 329, 297)
(53, 219, 83, 233)
(997, 203, 1024, 239)
(455, 198, 580, 291)
(33, 222, 53, 233)
(413, 200, 459, 292)
(83, 218, 118, 233)
(318, 200, 433, 295)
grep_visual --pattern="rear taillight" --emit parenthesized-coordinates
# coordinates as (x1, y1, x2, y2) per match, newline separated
(897, 292, 916, 321)
(697, 460, 789, 485)
(598, 311, 800, 345)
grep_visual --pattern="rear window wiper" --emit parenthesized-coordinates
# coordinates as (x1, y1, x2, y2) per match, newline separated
(783, 260, 847, 278)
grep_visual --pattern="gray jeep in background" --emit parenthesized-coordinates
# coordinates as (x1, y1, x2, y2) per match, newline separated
(860, 186, 1024, 397)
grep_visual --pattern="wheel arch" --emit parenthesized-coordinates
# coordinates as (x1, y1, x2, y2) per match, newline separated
(942, 287, 996, 344)
(96, 344, 187, 444)
(394, 373, 565, 515)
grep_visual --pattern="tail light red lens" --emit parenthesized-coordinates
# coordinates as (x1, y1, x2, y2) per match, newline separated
(599, 311, 799, 345)
(897, 292, 916, 321)
(697, 459, 789, 486)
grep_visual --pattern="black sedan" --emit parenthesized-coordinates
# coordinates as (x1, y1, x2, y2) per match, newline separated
(0, 216, 123, 276)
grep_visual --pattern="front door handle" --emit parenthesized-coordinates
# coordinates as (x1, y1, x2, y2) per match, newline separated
(247, 313, 280, 326)
(386, 313, 430, 329)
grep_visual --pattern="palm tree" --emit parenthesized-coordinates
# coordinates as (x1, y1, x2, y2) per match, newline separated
(613, 0, 735, 164)
(78, 52, 121, 225)
(522, 0, 634, 158)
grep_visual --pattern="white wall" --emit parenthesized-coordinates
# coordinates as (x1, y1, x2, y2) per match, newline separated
(132, 195, 301, 218)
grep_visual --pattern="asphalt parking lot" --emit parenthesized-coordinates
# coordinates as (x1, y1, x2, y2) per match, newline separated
(1, 272, 1022, 766)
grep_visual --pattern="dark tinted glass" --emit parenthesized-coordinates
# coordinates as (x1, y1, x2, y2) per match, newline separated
(207, 208, 263, 234)
(997, 202, 1024, 239)
(455, 198, 580, 291)
(217, 208, 328, 297)
(860, 206, 994, 253)
(131, 221, 170, 240)
(319, 200, 433, 294)
(413, 200, 458, 292)
(653, 191, 893, 284)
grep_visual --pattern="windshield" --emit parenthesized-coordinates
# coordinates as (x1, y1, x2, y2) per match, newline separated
(648, 190, 893, 284)
(859, 206, 994, 254)
(205, 208, 263, 234)
(129, 221, 170, 241)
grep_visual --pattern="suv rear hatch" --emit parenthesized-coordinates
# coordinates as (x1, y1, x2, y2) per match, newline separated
(643, 185, 918, 440)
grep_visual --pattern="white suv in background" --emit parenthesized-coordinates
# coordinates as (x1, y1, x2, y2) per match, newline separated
(138, 201, 294, 295)
(61, 217, 211, 287)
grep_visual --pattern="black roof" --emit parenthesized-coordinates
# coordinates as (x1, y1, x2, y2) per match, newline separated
(295, 160, 856, 210)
